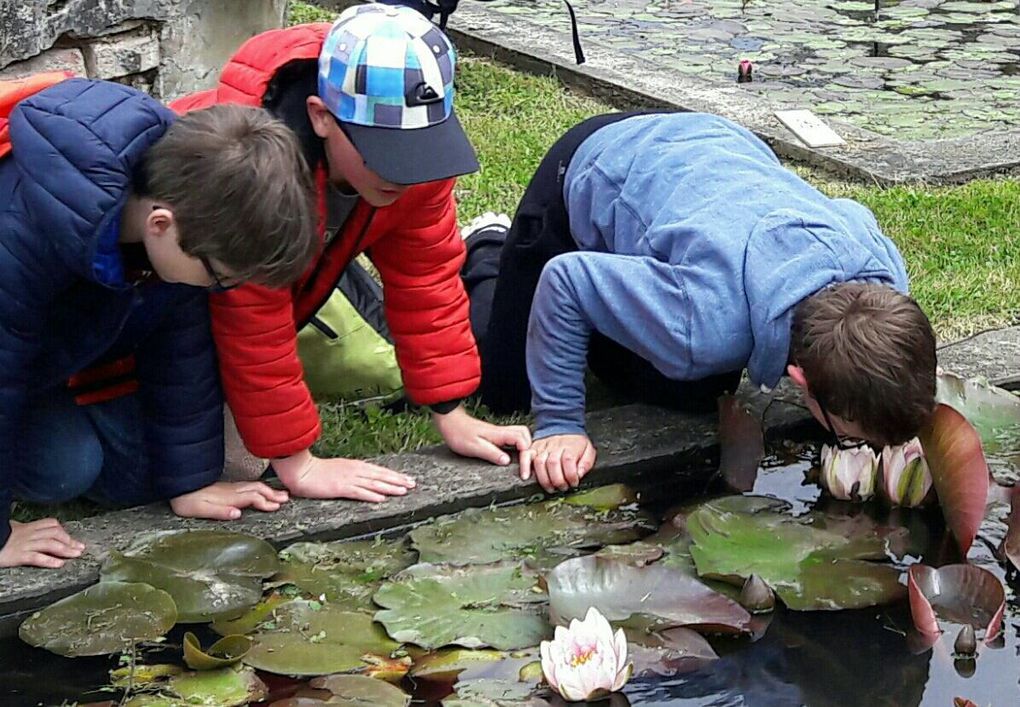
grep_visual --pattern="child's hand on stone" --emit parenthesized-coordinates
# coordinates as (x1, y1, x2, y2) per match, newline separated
(0, 518, 85, 569)
(274, 450, 416, 503)
(432, 405, 532, 467)
(169, 481, 289, 520)
(520, 434, 597, 493)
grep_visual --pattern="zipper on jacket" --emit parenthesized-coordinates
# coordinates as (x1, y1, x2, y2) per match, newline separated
(298, 206, 377, 328)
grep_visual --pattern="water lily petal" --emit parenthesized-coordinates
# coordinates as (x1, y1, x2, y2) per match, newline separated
(612, 661, 634, 692)
(540, 640, 560, 690)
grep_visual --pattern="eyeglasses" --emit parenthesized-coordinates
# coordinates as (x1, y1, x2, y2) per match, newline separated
(199, 256, 239, 292)
(817, 399, 869, 451)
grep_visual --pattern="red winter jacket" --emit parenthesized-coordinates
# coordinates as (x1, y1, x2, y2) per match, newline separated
(170, 24, 480, 458)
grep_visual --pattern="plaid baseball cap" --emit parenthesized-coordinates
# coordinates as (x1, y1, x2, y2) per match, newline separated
(318, 3, 478, 185)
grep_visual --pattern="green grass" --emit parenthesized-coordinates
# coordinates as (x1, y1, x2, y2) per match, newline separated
(16, 2, 1017, 522)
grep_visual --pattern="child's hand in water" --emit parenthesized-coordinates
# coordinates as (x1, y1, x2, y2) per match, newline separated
(520, 434, 597, 493)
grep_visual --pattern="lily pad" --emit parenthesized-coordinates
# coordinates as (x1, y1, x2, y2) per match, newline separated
(936, 371, 1020, 455)
(374, 562, 550, 650)
(410, 648, 507, 680)
(907, 564, 1006, 646)
(718, 395, 764, 492)
(998, 485, 1020, 571)
(183, 632, 252, 670)
(687, 496, 908, 610)
(211, 591, 290, 636)
(110, 663, 182, 688)
(546, 553, 751, 633)
(171, 666, 267, 706)
(124, 666, 267, 707)
(625, 626, 717, 677)
(19, 581, 177, 657)
(276, 538, 416, 610)
(563, 483, 639, 511)
(307, 675, 411, 706)
(442, 679, 541, 706)
(245, 601, 400, 676)
(408, 497, 654, 570)
(101, 530, 280, 623)
(919, 404, 991, 555)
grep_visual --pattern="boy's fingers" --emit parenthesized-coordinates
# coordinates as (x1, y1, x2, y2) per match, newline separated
(366, 479, 410, 496)
(350, 487, 387, 503)
(245, 495, 282, 512)
(547, 452, 570, 492)
(472, 438, 512, 466)
(519, 449, 533, 481)
(33, 539, 83, 559)
(363, 466, 416, 487)
(201, 502, 242, 521)
(245, 483, 289, 503)
(25, 552, 65, 569)
(35, 524, 78, 547)
(578, 444, 597, 479)
(561, 451, 580, 488)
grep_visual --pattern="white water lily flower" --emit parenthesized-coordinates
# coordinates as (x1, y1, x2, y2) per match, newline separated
(881, 437, 932, 507)
(820, 444, 878, 501)
(540, 606, 632, 702)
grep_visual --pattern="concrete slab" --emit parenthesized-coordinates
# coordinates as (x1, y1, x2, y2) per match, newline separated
(325, 0, 1020, 184)
(937, 326, 1020, 388)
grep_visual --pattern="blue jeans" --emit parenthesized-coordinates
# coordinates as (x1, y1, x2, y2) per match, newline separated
(11, 389, 158, 508)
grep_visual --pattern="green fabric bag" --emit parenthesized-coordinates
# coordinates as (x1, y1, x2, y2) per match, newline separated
(297, 280, 403, 402)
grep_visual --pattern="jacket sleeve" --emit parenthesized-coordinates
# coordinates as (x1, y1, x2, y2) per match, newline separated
(209, 284, 320, 459)
(0, 221, 75, 548)
(370, 179, 481, 406)
(527, 252, 692, 440)
(134, 286, 225, 499)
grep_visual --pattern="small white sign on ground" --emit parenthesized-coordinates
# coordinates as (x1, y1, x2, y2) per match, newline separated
(774, 109, 846, 148)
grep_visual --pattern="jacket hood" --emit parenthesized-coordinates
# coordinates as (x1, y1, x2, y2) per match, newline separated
(9, 78, 174, 282)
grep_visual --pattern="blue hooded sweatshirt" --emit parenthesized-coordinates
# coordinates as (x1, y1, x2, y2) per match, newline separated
(528, 113, 909, 439)
(0, 79, 224, 547)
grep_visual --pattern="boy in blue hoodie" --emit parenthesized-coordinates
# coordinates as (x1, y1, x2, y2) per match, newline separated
(0, 78, 318, 569)
(462, 112, 937, 493)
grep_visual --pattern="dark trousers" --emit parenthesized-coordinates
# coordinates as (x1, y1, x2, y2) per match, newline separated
(463, 112, 741, 415)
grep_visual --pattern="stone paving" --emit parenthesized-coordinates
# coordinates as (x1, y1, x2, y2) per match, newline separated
(482, 0, 1020, 140)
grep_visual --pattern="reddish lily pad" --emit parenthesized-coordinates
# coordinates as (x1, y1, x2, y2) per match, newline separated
(918, 404, 990, 555)
(936, 371, 1020, 455)
(545, 553, 752, 633)
(624, 627, 718, 677)
(999, 485, 1020, 571)
(718, 395, 764, 492)
(907, 564, 1005, 646)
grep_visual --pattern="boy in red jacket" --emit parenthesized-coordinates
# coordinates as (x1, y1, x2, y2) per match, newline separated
(174, 3, 530, 501)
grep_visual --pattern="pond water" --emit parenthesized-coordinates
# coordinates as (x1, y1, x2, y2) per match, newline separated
(0, 448, 1017, 706)
(477, 0, 1020, 139)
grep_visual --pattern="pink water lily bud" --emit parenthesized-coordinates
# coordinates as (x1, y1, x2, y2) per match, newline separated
(540, 606, 633, 702)
(820, 444, 878, 501)
(881, 437, 932, 507)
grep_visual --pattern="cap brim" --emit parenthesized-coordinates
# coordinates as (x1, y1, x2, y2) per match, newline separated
(342, 110, 479, 186)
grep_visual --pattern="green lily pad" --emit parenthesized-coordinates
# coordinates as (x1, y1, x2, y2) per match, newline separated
(210, 591, 290, 636)
(307, 674, 411, 706)
(374, 563, 550, 650)
(245, 601, 400, 676)
(19, 581, 176, 657)
(123, 666, 266, 707)
(936, 371, 1020, 455)
(111, 663, 182, 688)
(546, 553, 751, 633)
(409, 495, 654, 570)
(101, 530, 280, 623)
(687, 496, 908, 610)
(442, 679, 542, 706)
(410, 648, 507, 680)
(183, 631, 252, 670)
(276, 538, 416, 610)
(563, 483, 639, 510)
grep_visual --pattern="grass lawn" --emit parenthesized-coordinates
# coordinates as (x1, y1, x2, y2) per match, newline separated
(13, 2, 1017, 522)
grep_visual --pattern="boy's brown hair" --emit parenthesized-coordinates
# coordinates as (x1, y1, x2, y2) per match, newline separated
(135, 104, 317, 288)
(790, 283, 936, 446)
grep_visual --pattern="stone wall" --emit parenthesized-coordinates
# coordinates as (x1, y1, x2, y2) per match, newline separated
(0, 0, 289, 99)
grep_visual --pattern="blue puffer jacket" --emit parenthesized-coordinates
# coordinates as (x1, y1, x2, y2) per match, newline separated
(0, 79, 224, 546)
(528, 113, 909, 438)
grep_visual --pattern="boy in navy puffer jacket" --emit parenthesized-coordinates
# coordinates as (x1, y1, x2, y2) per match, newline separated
(0, 78, 317, 569)
(462, 112, 937, 493)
